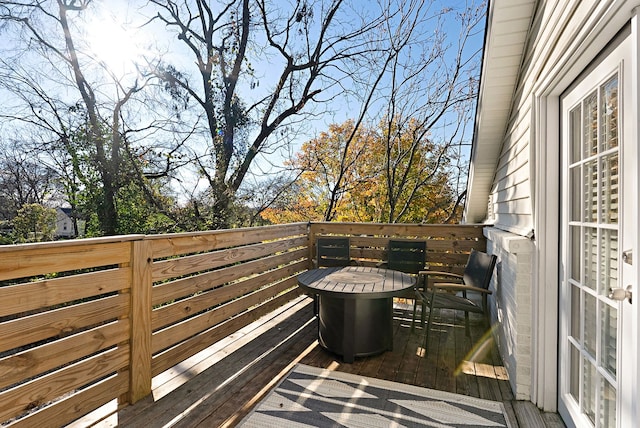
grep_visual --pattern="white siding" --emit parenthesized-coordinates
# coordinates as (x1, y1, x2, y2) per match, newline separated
(488, 0, 615, 236)
(55, 208, 75, 238)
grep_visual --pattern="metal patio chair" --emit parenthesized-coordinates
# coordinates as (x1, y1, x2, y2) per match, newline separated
(316, 237, 351, 267)
(378, 239, 427, 331)
(415, 249, 497, 351)
(311, 237, 352, 316)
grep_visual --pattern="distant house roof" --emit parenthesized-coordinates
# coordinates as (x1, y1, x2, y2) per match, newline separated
(58, 207, 73, 216)
(463, 0, 536, 223)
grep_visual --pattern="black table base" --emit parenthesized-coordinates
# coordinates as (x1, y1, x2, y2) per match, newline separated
(317, 295, 393, 363)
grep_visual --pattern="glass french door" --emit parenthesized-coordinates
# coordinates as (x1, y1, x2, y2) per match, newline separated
(559, 31, 636, 428)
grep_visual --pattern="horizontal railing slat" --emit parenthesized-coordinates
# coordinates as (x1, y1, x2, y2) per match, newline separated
(0, 241, 132, 282)
(152, 236, 307, 282)
(148, 223, 308, 259)
(0, 320, 128, 391)
(0, 268, 130, 318)
(311, 222, 485, 239)
(152, 276, 298, 354)
(152, 260, 307, 330)
(0, 346, 129, 423)
(8, 373, 129, 428)
(0, 294, 129, 354)
(151, 248, 307, 307)
(151, 287, 304, 376)
(348, 236, 481, 252)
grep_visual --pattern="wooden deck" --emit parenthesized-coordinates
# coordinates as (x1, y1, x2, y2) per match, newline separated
(74, 296, 565, 428)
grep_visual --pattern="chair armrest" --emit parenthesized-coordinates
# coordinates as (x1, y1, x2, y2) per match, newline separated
(418, 271, 463, 291)
(419, 270, 463, 279)
(431, 282, 492, 295)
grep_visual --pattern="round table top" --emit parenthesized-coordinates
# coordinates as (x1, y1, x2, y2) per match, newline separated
(297, 266, 416, 299)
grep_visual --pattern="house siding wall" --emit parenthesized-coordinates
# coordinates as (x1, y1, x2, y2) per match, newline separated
(55, 208, 75, 238)
(490, 0, 613, 235)
(484, 0, 618, 406)
(490, 96, 533, 236)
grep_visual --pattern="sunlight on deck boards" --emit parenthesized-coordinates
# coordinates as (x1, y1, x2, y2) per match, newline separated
(64, 295, 564, 428)
(67, 297, 314, 428)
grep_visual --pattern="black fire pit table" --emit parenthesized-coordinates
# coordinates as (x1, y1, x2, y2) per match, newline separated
(297, 266, 416, 363)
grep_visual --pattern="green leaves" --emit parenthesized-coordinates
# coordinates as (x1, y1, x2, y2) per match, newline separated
(12, 204, 57, 243)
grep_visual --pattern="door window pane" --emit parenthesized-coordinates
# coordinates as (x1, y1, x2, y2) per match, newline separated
(600, 75, 619, 151)
(570, 344, 580, 403)
(600, 153, 619, 224)
(601, 301, 617, 377)
(571, 284, 581, 339)
(583, 227, 598, 291)
(583, 160, 598, 222)
(570, 226, 581, 281)
(570, 167, 581, 221)
(583, 359, 597, 424)
(570, 106, 582, 163)
(583, 91, 598, 157)
(601, 379, 617, 428)
(599, 229, 618, 295)
(584, 292, 597, 357)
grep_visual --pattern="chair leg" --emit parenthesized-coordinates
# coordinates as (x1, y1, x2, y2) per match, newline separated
(313, 294, 320, 335)
(464, 311, 470, 337)
(411, 299, 417, 333)
(313, 294, 319, 316)
(423, 291, 437, 352)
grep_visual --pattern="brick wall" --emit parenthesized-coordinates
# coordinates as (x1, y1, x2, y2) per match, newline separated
(485, 227, 534, 401)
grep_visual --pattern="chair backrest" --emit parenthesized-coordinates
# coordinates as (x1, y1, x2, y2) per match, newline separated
(316, 237, 351, 267)
(463, 249, 497, 290)
(386, 239, 427, 274)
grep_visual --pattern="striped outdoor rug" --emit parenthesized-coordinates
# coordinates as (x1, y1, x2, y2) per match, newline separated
(238, 363, 513, 427)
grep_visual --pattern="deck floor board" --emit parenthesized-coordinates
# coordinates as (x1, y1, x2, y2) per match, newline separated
(81, 296, 563, 428)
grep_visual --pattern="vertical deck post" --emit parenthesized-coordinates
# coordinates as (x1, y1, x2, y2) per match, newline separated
(128, 239, 152, 403)
(308, 222, 316, 270)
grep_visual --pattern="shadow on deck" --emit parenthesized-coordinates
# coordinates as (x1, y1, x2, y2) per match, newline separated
(72, 296, 564, 428)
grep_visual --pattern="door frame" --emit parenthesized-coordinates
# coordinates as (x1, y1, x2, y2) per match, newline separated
(529, 3, 639, 424)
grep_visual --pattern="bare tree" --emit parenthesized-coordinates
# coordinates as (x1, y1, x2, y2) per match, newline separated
(0, 141, 59, 220)
(385, 3, 482, 223)
(321, 0, 484, 223)
(148, 0, 399, 228)
(0, 0, 180, 234)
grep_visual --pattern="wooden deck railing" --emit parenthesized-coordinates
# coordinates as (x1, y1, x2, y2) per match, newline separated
(0, 222, 485, 427)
